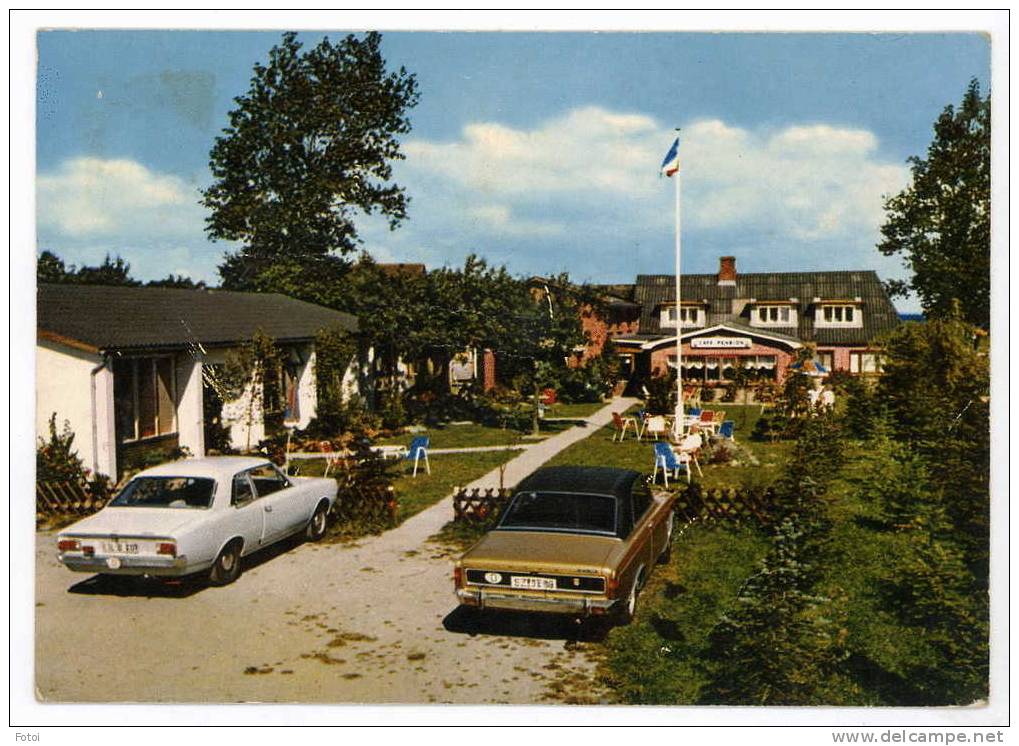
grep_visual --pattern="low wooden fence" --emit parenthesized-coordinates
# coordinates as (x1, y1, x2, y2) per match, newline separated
(36, 481, 108, 520)
(673, 483, 777, 525)
(453, 487, 513, 525)
(452, 484, 777, 527)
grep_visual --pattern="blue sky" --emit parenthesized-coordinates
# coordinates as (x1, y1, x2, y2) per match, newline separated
(36, 31, 990, 311)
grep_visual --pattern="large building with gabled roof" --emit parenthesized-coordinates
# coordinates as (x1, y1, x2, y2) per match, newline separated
(599, 256, 900, 387)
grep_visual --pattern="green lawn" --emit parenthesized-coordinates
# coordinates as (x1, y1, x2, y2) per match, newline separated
(375, 414, 594, 450)
(545, 400, 607, 418)
(544, 404, 791, 491)
(292, 449, 517, 525)
(378, 422, 531, 449)
(600, 522, 771, 704)
(596, 440, 958, 705)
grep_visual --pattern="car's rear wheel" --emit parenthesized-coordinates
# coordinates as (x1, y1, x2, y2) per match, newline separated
(209, 541, 242, 586)
(615, 574, 641, 625)
(306, 501, 329, 541)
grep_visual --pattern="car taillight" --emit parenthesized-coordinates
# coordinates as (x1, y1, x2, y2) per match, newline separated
(57, 539, 80, 552)
(453, 566, 463, 588)
(156, 542, 177, 557)
(82, 545, 95, 556)
(605, 575, 619, 598)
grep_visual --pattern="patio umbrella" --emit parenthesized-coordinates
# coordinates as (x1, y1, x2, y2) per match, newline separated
(789, 359, 830, 377)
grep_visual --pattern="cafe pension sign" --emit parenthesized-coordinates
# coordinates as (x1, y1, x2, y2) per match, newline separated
(690, 336, 752, 349)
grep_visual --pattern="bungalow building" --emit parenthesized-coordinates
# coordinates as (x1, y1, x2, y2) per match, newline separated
(36, 284, 360, 479)
(595, 257, 900, 386)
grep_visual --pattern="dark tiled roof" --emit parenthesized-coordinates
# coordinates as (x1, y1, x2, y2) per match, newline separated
(37, 284, 358, 352)
(634, 270, 899, 346)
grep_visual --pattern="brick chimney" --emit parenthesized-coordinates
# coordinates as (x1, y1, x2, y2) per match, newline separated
(718, 256, 737, 286)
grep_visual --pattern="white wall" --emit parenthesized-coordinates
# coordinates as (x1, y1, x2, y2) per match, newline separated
(36, 339, 116, 478)
(296, 345, 317, 429)
(175, 355, 205, 458)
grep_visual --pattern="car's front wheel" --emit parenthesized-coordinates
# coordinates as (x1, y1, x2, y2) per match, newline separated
(306, 501, 329, 541)
(209, 541, 242, 586)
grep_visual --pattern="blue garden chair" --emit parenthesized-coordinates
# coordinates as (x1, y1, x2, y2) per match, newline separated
(687, 407, 702, 417)
(652, 442, 690, 487)
(405, 435, 431, 477)
(718, 420, 736, 440)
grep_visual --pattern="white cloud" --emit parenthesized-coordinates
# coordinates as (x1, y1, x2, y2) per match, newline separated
(37, 157, 201, 238)
(400, 107, 909, 250)
(680, 119, 907, 241)
(36, 156, 224, 283)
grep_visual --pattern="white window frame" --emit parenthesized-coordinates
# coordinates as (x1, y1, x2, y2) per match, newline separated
(751, 304, 795, 327)
(849, 351, 883, 374)
(661, 305, 703, 328)
(817, 303, 862, 328)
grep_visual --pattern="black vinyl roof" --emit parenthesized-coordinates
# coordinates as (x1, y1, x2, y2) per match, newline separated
(515, 466, 642, 501)
(634, 270, 900, 345)
(37, 283, 358, 352)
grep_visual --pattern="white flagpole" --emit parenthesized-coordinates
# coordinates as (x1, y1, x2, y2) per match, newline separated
(674, 148, 683, 438)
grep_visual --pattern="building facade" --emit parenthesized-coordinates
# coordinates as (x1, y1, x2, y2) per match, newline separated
(36, 284, 360, 478)
(595, 256, 900, 387)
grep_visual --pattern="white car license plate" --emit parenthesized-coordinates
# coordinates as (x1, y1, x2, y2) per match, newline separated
(102, 541, 139, 554)
(511, 576, 556, 590)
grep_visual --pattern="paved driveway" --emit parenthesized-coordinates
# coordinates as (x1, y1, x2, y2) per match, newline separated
(34, 400, 634, 704)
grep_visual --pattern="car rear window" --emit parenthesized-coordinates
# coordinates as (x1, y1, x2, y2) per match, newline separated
(109, 477, 216, 509)
(498, 491, 617, 536)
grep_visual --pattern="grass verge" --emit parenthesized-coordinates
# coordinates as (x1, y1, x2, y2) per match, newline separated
(294, 449, 518, 527)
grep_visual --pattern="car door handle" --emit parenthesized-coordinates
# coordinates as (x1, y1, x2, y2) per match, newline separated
(264, 505, 273, 513)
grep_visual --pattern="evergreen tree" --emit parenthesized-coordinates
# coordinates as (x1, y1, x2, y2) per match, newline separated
(882, 531, 989, 704)
(876, 312, 990, 577)
(701, 516, 849, 705)
(879, 79, 990, 329)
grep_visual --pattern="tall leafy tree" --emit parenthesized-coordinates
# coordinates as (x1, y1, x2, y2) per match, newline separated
(879, 79, 990, 329)
(203, 31, 419, 295)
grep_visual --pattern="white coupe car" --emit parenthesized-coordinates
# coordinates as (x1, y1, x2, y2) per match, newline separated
(56, 456, 338, 585)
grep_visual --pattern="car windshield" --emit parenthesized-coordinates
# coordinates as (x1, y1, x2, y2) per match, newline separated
(109, 477, 216, 509)
(498, 491, 617, 536)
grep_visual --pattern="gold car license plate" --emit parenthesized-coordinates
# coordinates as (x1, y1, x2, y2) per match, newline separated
(102, 541, 139, 554)
(511, 576, 556, 590)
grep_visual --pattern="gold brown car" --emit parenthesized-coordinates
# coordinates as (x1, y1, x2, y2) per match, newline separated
(453, 466, 675, 622)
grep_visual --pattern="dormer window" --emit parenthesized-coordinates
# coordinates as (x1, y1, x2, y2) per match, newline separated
(661, 305, 703, 328)
(816, 303, 863, 328)
(751, 304, 796, 327)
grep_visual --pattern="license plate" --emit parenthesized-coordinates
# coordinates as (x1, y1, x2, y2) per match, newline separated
(510, 576, 556, 590)
(102, 541, 139, 554)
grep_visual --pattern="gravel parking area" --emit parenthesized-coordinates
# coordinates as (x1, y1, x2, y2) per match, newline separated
(34, 400, 634, 704)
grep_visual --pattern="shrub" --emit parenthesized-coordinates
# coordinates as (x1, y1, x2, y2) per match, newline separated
(644, 370, 677, 414)
(37, 414, 114, 502)
(700, 387, 717, 403)
(304, 393, 380, 438)
(326, 439, 398, 538)
(37, 414, 88, 483)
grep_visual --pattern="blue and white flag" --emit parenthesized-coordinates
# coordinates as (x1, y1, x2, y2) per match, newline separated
(660, 138, 680, 177)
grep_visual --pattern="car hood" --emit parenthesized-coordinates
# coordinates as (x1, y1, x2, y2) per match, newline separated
(462, 529, 619, 573)
(58, 508, 208, 538)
